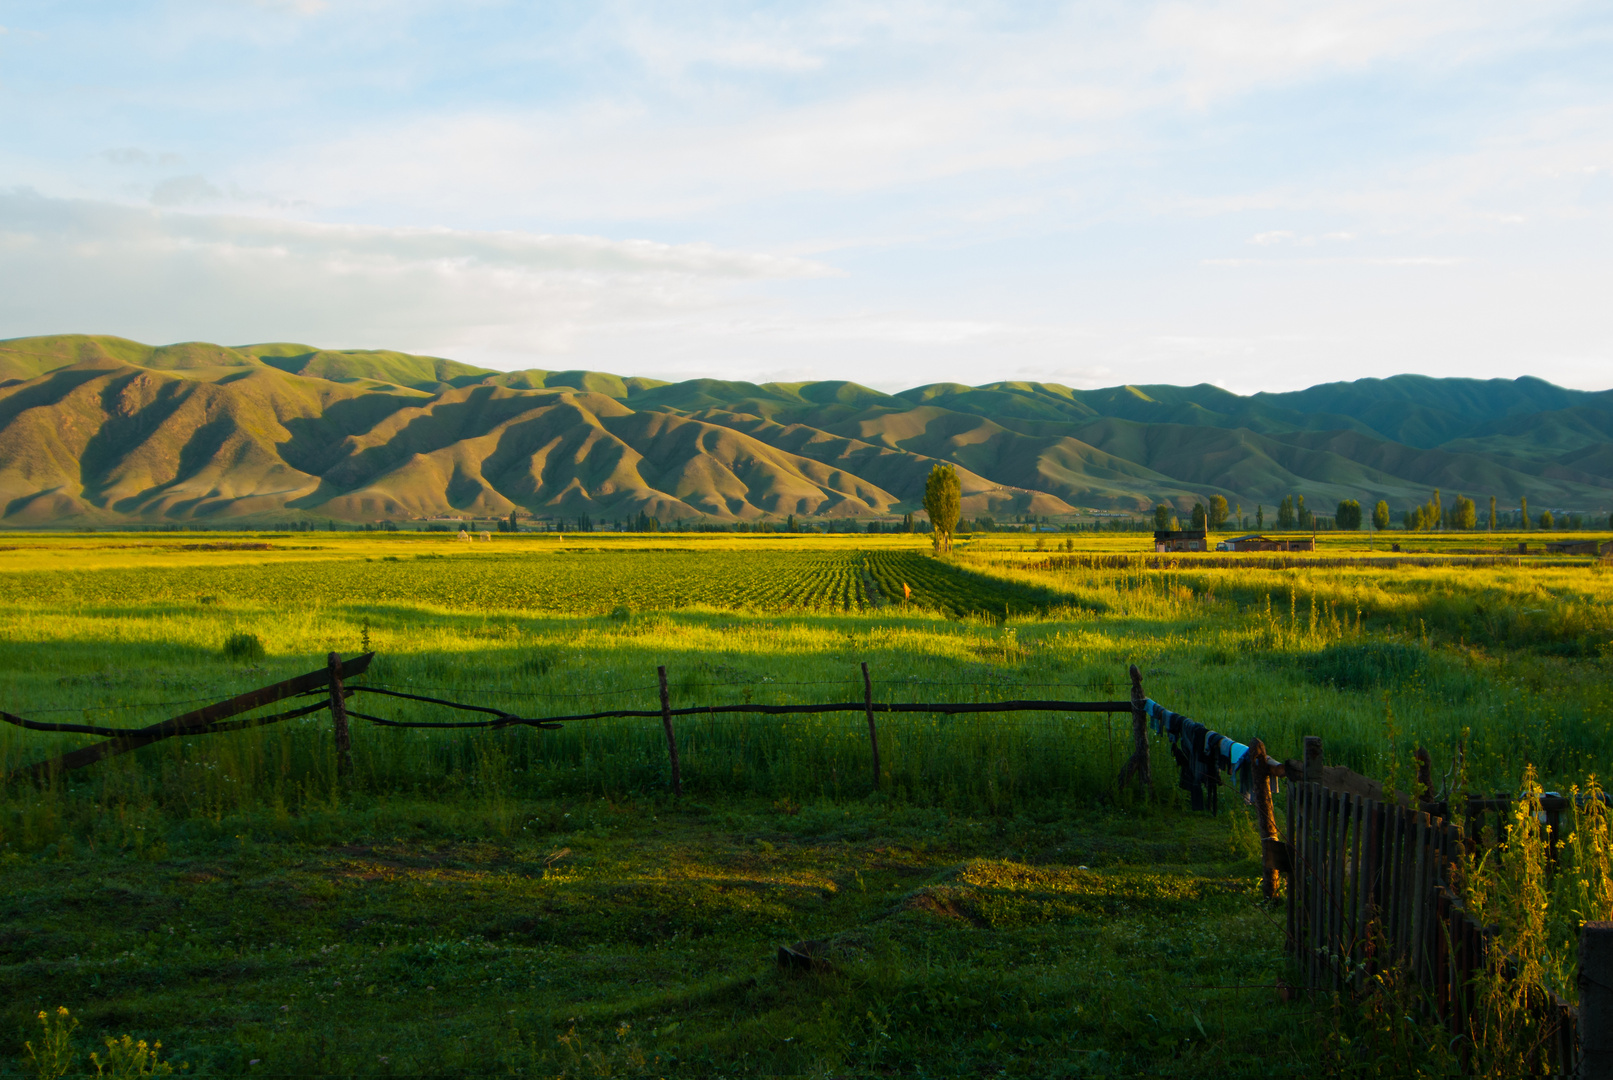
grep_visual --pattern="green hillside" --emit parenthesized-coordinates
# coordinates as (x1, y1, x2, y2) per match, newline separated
(1, 334, 1608, 525)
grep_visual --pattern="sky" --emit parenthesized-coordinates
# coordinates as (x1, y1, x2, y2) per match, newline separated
(0, 1, 1610, 393)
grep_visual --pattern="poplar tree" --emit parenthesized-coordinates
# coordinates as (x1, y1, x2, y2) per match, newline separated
(923, 465, 961, 554)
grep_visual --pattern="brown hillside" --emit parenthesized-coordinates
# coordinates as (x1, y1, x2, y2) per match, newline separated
(0, 334, 1609, 524)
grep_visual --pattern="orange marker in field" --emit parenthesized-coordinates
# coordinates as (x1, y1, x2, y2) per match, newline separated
(902, 582, 911, 601)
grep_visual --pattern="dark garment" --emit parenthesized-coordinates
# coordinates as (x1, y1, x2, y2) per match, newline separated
(1145, 699, 1234, 813)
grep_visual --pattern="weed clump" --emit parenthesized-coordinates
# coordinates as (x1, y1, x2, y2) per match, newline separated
(221, 632, 265, 662)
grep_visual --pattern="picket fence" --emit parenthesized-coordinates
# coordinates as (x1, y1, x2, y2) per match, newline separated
(1278, 738, 1610, 1077)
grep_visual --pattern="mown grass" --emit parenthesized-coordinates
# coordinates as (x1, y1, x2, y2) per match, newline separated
(0, 531, 1608, 1076)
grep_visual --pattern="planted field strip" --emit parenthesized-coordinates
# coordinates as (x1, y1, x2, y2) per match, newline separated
(0, 550, 880, 614)
(0, 548, 1075, 618)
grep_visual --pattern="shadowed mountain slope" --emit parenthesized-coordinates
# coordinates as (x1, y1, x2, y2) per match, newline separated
(1, 334, 1609, 525)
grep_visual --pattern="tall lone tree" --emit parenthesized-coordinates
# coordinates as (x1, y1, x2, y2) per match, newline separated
(1335, 499, 1362, 530)
(1154, 503, 1172, 531)
(1372, 500, 1390, 531)
(923, 464, 962, 554)
(1191, 503, 1207, 530)
(1208, 495, 1229, 530)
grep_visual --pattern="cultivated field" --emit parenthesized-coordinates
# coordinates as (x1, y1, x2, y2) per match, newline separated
(0, 531, 1608, 1076)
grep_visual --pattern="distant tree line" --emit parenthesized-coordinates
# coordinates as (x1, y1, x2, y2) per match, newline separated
(1143, 488, 1610, 534)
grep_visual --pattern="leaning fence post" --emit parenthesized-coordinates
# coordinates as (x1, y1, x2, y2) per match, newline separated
(328, 652, 351, 780)
(657, 665, 682, 797)
(1115, 663, 1151, 794)
(1583, 922, 1613, 1079)
(861, 662, 880, 789)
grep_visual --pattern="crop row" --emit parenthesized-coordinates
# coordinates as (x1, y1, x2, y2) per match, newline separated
(864, 551, 1058, 619)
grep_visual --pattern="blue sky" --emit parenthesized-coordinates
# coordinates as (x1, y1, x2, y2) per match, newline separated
(1, 1, 1609, 392)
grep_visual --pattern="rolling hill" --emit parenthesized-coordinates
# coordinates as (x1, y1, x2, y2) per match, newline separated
(1, 334, 1610, 526)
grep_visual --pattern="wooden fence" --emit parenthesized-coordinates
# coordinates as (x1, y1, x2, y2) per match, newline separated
(1278, 737, 1610, 1077)
(2, 653, 1148, 794)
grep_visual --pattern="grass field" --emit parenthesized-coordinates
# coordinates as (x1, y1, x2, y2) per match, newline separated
(0, 531, 1609, 1076)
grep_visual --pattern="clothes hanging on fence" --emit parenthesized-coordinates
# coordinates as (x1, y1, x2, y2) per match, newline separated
(1142, 699, 1256, 812)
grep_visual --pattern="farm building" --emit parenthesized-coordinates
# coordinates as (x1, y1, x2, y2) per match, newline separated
(1154, 529, 1208, 552)
(1545, 539, 1610, 556)
(1216, 534, 1317, 552)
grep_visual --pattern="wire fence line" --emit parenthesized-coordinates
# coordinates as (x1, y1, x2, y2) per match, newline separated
(3, 653, 1144, 789)
(6, 675, 1145, 717)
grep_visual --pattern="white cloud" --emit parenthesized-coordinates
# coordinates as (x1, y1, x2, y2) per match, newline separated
(1205, 255, 1462, 266)
(151, 174, 224, 206)
(0, 190, 836, 363)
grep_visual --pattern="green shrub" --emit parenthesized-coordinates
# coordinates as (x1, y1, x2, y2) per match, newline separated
(221, 632, 265, 662)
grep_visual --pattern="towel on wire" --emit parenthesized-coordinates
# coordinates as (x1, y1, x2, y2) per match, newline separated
(1142, 698, 1255, 804)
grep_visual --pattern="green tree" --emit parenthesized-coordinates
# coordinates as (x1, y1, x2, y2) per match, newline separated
(1335, 499, 1362, 530)
(1277, 496, 1296, 529)
(1296, 494, 1311, 529)
(1488, 495, 1497, 532)
(1372, 500, 1390, 531)
(923, 464, 962, 554)
(1153, 503, 1171, 530)
(1539, 508, 1555, 530)
(1190, 504, 1207, 530)
(1520, 496, 1529, 529)
(1208, 495, 1229, 530)
(1256, 505, 1264, 530)
(1454, 495, 1477, 530)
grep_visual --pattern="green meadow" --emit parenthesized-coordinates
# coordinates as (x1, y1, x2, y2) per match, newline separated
(0, 532, 1609, 1076)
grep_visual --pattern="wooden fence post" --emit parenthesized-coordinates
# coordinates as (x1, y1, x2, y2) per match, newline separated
(1251, 738, 1282, 900)
(861, 662, 880, 789)
(1583, 921, 1613, 1080)
(1115, 664, 1152, 794)
(328, 651, 351, 780)
(1304, 736, 1323, 782)
(657, 665, 682, 797)
(1414, 746, 1433, 803)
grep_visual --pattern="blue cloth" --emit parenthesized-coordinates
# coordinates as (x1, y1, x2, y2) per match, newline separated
(1142, 698, 1258, 805)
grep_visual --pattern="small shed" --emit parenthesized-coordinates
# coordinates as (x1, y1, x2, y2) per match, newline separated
(1154, 529, 1208, 552)
(1218, 534, 1317, 553)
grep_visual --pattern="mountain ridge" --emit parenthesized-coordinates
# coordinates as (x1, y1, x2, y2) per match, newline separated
(2, 334, 1609, 525)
